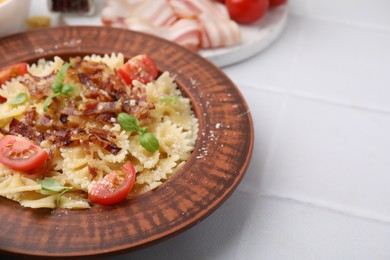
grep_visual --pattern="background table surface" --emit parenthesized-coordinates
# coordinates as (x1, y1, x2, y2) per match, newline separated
(5, 0, 390, 259)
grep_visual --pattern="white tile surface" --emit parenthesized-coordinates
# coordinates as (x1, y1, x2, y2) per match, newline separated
(290, 19, 390, 112)
(223, 15, 303, 90)
(111, 192, 390, 260)
(287, 0, 310, 16)
(305, 0, 390, 30)
(262, 96, 390, 220)
(236, 87, 285, 192)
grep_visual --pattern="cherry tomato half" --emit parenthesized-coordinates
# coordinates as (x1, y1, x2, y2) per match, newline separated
(88, 162, 136, 206)
(0, 135, 49, 172)
(269, 0, 287, 7)
(118, 54, 158, 86)
(226, 0, 269, 24)
(0, 62, 28, 86)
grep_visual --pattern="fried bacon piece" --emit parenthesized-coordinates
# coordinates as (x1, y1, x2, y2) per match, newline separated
(8, 118, 44, 144)
(83, 99, 123, 115)
(3, 58, 153, 157)
(20, 74, 55, 101)
(74, 60, 129, 100)
(80, 134, 121, 155)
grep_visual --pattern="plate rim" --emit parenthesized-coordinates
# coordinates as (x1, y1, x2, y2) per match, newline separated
(0, 26, 254, 258)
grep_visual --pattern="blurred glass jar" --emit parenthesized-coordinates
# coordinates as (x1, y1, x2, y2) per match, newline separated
(0, 0, 31, 37)
(48, 0, 96, 16)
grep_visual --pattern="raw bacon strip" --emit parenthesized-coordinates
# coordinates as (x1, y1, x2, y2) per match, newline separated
(102, 0, 177, 27)
(198, 12, 241, 48)
(101, 0, 241, 49)
(169, 0, 228, 19)
(101, 0, 137, 26)
(129, 0, 177, 26)
(168, 0, 201, 18)
(125, 18, 200, 49)
(171, 0, 240, 48)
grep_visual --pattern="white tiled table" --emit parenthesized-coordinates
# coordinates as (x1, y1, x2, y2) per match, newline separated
(10, 0, 390, 259)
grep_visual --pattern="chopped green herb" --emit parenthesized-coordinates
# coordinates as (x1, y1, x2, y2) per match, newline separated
(8, 92, 28, 105)
(117, 113, 159, 152)
(43, 93, 60, 112)
(43, 62, 75, 112)
(37, 177, 71, 192)
(36, 177, 72, 205)
(57, 62, 74, 82)
(160, 95, 178, 103)
(60, 83, 75, 95)
(51, 81, 62, 93)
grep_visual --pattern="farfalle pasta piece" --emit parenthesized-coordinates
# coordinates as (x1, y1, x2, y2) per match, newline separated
(83, 53, 125, 70)
(28, 56, 64, 77)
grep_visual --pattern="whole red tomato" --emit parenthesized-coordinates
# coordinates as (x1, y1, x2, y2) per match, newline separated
(226, 0, 269, 24)
(269, 0, 287, 7)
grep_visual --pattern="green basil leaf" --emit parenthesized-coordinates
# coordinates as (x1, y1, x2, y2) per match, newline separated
(118, 113, 140, 132)
(61, 83, 75, 95)
(139, 132, 159, 152)
(36, 177, 71, 193)
(43, 93, 60, 112)
(8, 92, 28, 105)
(139, 127, 147, 135)
(51, 81, 63, 93)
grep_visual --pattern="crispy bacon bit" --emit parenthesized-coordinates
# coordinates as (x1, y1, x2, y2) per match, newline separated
(94, 113, 116, 123)
(61, 107, 83, 116)
(23, 108, 37, 126)
(89, 135, 121, 155)
(105, 143, 121, 155)
(89, 128, 116, 142)
(37, 115, 53, 127)
(72, 60, 129, 100)
(45, 128, 73, 146)
(0, 128, 10, 136)
(59, 114, 68, 124)
(83, 100, 123, 115)
(8, 118, 44, 143)
(88, 165, 98, 179)
(8, 58, 153, 156)
(20, 74, 56, 101)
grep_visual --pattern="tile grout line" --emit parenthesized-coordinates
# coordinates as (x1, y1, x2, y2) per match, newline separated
(237, 84, 390, 117)
(291, 13, 390, 34)
(254, 16, 307, 193)
(261, 192, 390, 226)
(289, 91, 390, 116)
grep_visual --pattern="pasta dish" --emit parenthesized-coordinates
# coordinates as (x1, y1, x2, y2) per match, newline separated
(0, 53, 198, 209)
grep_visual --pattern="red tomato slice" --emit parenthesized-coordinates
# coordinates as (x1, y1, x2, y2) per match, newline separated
(0, 135, 49, 172)
(118, 54, 158, 86)
(226, 0, 269, 24)
(88, 162, 136, 206)
(269, 0, 287, 7)
(0, 62, 28, 86)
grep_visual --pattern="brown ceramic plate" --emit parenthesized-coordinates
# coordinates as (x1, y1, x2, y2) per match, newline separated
(0, 26, 253, 258)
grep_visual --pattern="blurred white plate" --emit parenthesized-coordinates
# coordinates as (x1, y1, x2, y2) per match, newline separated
(63, 2, 288, 67)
